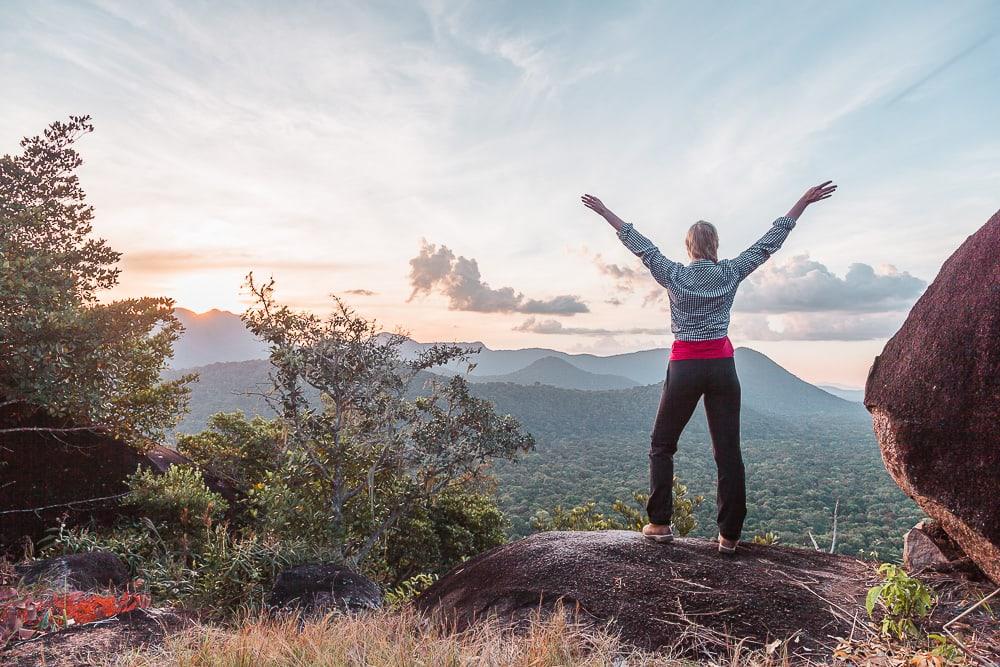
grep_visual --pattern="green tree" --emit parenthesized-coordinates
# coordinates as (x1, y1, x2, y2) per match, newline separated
(177, 412, 286, 491)
(241, 275, 535, 566)
(0, 116, 190, 445)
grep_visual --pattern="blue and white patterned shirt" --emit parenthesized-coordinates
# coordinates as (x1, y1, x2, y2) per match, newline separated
(616, 216, 797, 341)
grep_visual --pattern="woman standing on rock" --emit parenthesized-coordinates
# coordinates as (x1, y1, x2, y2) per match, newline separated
(581, 182, 836, 553)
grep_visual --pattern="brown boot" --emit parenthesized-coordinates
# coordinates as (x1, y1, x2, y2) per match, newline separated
(718, 534, 738, 554)
(642, 523, 674, 543)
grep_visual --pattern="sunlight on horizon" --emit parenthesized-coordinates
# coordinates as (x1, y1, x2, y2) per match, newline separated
(4, 0, 999, 387)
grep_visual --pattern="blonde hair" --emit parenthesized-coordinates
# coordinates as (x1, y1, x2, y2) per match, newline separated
(686, 220, 719, 263)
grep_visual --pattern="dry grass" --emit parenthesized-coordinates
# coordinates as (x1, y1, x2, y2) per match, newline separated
(102, 606, 803, 667)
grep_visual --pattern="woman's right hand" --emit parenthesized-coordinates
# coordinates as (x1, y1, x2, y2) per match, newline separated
(582, 193, 628, 231)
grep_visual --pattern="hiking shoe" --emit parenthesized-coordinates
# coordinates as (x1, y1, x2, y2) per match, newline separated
(718, 535, 738, 554)
(642, 523, 674, 543)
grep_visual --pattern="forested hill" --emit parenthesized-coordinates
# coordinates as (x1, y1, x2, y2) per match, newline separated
(467, 356, 640, 391)
(163, 348, 916, 559)
(165, 345, 864, 436)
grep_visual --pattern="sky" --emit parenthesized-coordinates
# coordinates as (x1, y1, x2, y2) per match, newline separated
(3, 1, 999, 387)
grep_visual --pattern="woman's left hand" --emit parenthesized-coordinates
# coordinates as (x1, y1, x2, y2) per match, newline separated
(581, 194, 609, 217)
(787, 181, 837, 220)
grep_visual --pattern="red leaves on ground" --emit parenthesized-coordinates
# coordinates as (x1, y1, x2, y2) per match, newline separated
(0, 587, 149, 645)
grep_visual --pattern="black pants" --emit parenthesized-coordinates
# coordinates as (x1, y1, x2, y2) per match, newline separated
(647, 356, 746, 540)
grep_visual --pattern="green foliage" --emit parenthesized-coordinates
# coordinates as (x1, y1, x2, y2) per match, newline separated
(531, 478, 702, 536)
(124, 465, 228, 527)
(379, 482, 509, 583)
(383, 573, 438, 607)
(123, 465, 228, 547)
(240, 275, 534, 566)
(865, 563, 935, 639)
(474, 380, 922, 558)
(43, 519, 329, 620)
(752, 531, 781, 545)
(0, 116, 191, 445)
(176, 412, 285, 491)
(41, 285, 533, 615)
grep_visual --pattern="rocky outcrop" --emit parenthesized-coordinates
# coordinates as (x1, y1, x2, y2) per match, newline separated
(15, 552, 129, 591)
(415, 531, 870, 659)
(267, 564, 382, 615)
(1, 608, 185, 667)
(865, 209, 1000, 584)
(0, 403, 239, 551)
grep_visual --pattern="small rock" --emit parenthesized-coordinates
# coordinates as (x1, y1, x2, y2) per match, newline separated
(903, 521, 950, 572)
(15, 551, 129, 591)
(267, 564, 382, 615)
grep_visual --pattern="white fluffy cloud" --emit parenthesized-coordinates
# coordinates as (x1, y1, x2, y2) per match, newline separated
(409, 241, 589, 315)
(731, 311, 910, 341)
(734, 254, 925, 313)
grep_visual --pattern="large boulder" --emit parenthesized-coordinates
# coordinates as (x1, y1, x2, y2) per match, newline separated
(415, 531, 870, 659)
(15, 552, 129, 591)
(267, 564, 382, 615)
(865, 209, 1000, 584)
(0, 402, 239, 551)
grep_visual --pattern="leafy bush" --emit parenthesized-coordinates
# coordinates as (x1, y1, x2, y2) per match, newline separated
(123, 465, 228, 540)
(383, 573, 438, 607)
(177, 412, 286, 491)
(531, 478, 703, 536)
(865, 563, 935, 639)
(39, 283, 535, 615)
(43, 519, 332, 619)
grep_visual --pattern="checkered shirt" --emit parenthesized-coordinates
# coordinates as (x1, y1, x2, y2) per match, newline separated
(616, 216, 797, 341)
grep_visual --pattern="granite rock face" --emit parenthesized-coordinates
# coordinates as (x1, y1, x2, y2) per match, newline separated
(267, 564, 382, 615)
(15, 552, 130, 591)
(0, 403, 239, 550)
(416, 530, 870, 659)
(865, 209, 1000, 584)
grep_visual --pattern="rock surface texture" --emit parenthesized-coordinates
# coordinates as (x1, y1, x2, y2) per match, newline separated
(0, 403, 239, 550)
(903, 521, 952, 573)
(865, 209, 1000, 585)
(1, 609, 185, 667)
(15, 552, 129, 591)
(267, 564, 383, 615)
(415, 531, 870, 659)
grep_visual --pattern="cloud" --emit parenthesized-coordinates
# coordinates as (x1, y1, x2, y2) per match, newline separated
(409, 240, 588, 315)
(592, 252, 642, 292)
(513, 317, 665, 336)
(122, 250, 348, 274)
(731, 311, 908, 341)
(734, 254, 926, 313)
(343, 288, 377, 296)
(886, 29, 998, 105)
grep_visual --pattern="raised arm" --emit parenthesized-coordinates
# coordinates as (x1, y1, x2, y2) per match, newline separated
(731, 181, 837, 281)
(581, 194, 679, 288)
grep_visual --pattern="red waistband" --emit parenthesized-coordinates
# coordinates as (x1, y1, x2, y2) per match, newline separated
(669, 336, 734, 361)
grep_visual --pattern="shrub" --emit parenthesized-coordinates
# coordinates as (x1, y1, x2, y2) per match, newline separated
(123, 465, 228, 535)
(531, 478, 703, 536)
(865, 563, 935, 639)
